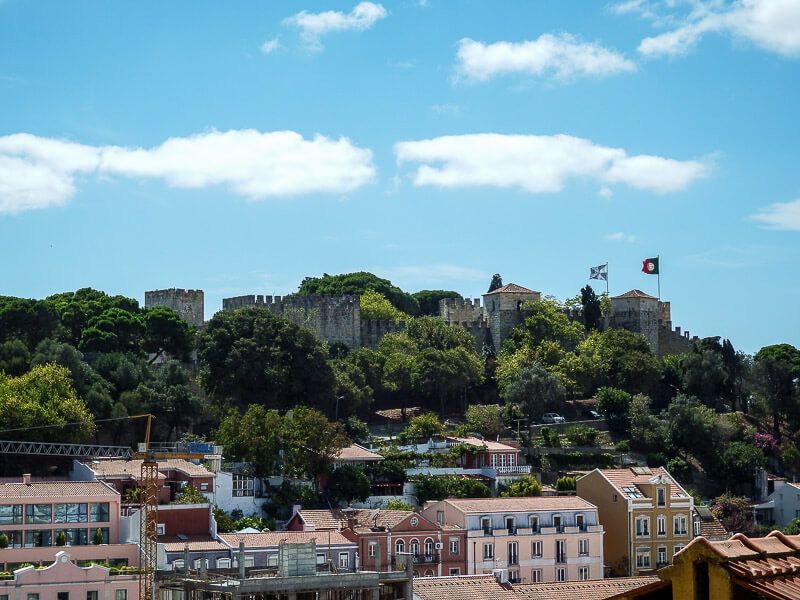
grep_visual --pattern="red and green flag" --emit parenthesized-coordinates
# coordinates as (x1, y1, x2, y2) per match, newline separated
(642, 257, 659, 275)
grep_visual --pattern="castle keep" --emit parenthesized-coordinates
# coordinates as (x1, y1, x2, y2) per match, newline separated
(145, 283, 697, 356)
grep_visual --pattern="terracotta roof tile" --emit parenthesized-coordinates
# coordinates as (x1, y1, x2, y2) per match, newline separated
(513, 576, 661, 600)
(448, 437, 518, 452)
(413, 574, 518, 600)
(594, 467, 690, 499)
(485, 284, 538, 296)
(611, 290, 658, 300)
(443, 496, 596, 513)
(336, 444, 384, 462)
(161, 536, 227, 552)
(86, 459, 211, 478)
(297, 509, 413, 531)
(0, 480, 118, 498)
(218, 531, 355, 548)
(694, 507, 728, 540)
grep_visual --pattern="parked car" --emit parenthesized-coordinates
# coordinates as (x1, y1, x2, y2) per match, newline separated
(586, 410, 602, 420)
(541, 412, 566, 424)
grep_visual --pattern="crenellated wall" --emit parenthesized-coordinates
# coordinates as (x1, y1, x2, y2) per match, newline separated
(439, 297, 484, 322)
(145, 288, 205, 328)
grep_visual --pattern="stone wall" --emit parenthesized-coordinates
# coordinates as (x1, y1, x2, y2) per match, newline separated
(658, 325, 697, 357)
(360, 319, 406, 349)
(145, 288, 205, 328)
(610, 296, 660, 354)
(439, 297, 484, 322)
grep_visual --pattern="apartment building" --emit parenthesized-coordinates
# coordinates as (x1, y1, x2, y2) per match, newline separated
(576, 466, 694, 576)
(0, 475, 139, 571)
(420, 496, 604, 584)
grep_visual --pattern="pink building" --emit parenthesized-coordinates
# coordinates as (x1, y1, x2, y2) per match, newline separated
(0, 476, 138, 572)
(0, 550, 138, 600)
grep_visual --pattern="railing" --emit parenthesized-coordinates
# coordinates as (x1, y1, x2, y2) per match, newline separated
(494, 465, 531, 475)
(392, 553, 440, 567)
(483, 528, 492, 536)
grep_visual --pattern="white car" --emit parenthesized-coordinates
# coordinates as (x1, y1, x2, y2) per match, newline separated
(541, 413, 566, 424)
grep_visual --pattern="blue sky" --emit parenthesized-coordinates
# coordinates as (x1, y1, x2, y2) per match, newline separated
(1, 0, 799, 354)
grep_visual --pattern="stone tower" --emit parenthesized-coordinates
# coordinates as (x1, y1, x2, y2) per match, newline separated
(609, 289, 659, 353)
(145, 288, 205, 328)
(482, 283, 541, 351)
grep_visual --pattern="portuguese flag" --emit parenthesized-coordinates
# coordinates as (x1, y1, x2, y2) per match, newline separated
(642, 257, 659, 275)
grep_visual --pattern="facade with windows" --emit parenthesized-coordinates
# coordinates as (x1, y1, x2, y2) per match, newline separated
(576, 466, 695, 577)
(217, 532, 357, 571)
(0, 477, 138, 571)
(204, 471, 269, 515)
(420, 496, 604, 583)
(0, 551, 138, 600)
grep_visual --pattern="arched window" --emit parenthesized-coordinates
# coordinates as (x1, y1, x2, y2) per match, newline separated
(410, 538, 420, 556)
(424, 538, 434, 556)
(424, 569, 434, 577)
(216, 558, 231, 569)
(395, 539, 405, 555)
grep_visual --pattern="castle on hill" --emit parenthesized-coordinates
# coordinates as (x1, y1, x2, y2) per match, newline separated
(145, 283, 697, 357)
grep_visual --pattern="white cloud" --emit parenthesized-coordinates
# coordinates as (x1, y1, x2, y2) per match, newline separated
(0, 129, 376, 214)
(283, 2, 387, 50)
(260, 37, 282, 54)
(455, 33, 636, 82)
(604, 231, 637, 242)
(628, 0, 800, 58)
(430, 103, 464, 116)
(598, 186, 614, 198)
(394, 133, 706, 194)
(750, 198, 800, 230)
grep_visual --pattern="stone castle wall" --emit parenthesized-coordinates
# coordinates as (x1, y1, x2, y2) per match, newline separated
(145, 288, 205, 328)
(360, 319, 406, 349)
(439, 298, 484, 323)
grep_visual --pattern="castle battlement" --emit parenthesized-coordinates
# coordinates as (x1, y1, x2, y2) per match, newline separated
(145, 288, 205, 328)
(442, 297, 483, 310)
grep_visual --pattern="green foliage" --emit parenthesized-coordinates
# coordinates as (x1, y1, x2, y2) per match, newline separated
(297, 272, 419, 315)
(629, 394, 665, 452)
(413, 475, 491, 504)
(344, 417, 371, 444)
(504, 299, 584, 353)
(503, 364, 565, 422)
(580, 285, 602, 331)
(0, 363, 95, 442)
(412, 290, 462, 316)
(384, 499, 413, 511)
(596, 387, 633, 433)
(662, 394, 721, 462)
(555, 476, 577, 491)
(266, 482, 322, 519)
(0, 296, 60, 350)
(400, 412, 444, 442)
(215, 405, 288, 477)
(500, 475, 542, 497)
(565, 424, 598, 447)
(784, 518, 800, 535)
(487, 274, 503, 293)
(717, 442, 766, 491)
(330, 357, 373, 418)
(615, 439, 630, 453)
(282, 407, 351, 478)
(538, 426, 560, 448)
(359, 290, 410, 323)
(142, 306, 193, 362)
(465, 404, 506, 438)
(92, 528, 104, 545)
(56, 530, 67, 546)
(0, 339, 31, 376)
(234, 515, 273, 532)
(176, 485, 208, 504)
(712, 493, 758, 536)
(213, 507, 236, 533)
(197, 307, 336, 412)
(0, 532, 8, 549)
(667, 456, 692, 481)
(328, 465, 371, 504)
(752, 344, 800, 443)
(405, 317, 477, 352)
(680, 347, 727, 408)
(573, 329, 659, 396)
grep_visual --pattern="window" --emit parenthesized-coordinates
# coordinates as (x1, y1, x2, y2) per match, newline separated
(657, 515, 666, 536)
(410, 539, 420, 556)
(576, 514, 586, 531)
(449, 568, 460, 576)
(115, 591, 127, 600)
(528, 515, 539, 532)
(27, 595, 39, 600)
(217, 558, 231, 568)
(553, 515, 563, 532)
(368, 543, 376, 557)
(25, 503, 52, 524)
(498, 454, 506, 468)
(266, 553, 278, 567)
(172, 560, 184, 570)
(56, 528, 89, 546)
(579, 566, 589, 581)
(555, 540, 566, 563)
(55, 503, 88, 523)
(0, 504, 22, 525)
(531, 540, 542, 557)
(531, 569, 542, 583)
(508, 570, 520, 583)
(316, 553, 326, 565)
(636, 516, 650, 537)
(657, 547, 667, 566)
(232, 474, 255, 497)
(505, 516, 515, 533)
(674, 515, 688, 536)
(508, 453, 516, 467)
(508, 542, 518, 565)
(694, 518, 701, 536)
(244, 555, 255, 568)
(449, 538, 459, 555)
(579, 539, 589, 556)
(24, 530, 52, 547)
(674, 544, 684, 555)
(556, 568, 566, 582)
(193, 558, 209, 569)
(657, 487, 666, 507)
(87, 592, 98, 600)
(436, 511, 444, 525)
(613, 494, 618, 502)
(156, 524, 166, 535)
(395, 540, 405, 555)
(481, 517, 492, 535)
(0, 531, 22, 548)
(636, 548, 651, 569)
(58, 592, 69, 600)
(424, 538, 434, 556)
(483, 543, 494, 560)
(338, 552, 349, 569)
(89, 503, 109, 523)
(410, 517, 419, 526)
(199, 483, 208, 491)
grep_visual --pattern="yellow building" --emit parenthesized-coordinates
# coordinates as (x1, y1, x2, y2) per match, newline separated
(576, 467, 694, 576)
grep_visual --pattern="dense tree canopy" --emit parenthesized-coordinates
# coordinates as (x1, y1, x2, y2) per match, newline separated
(297, 272, 420, 315)
(412, 290, 462, 316)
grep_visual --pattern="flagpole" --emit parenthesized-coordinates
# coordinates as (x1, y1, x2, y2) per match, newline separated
(657, 255, 661, 300)
(605, 262, 609, 295)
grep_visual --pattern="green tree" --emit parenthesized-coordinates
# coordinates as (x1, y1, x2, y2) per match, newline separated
(500, 475, 542, 497)
(596, 387, 633, 433)
(297, 272, 419, 315)
(197, 307, 336, 412)
(328, 465, 371, 504)
(0, 364, 95, 442)
(0, 339, 31, 376)
(717, 441, 765, 492)
(400, 412, 444, 442)
(580, 285, 602, 331)
(712, 493, 757, 536)
(79, 308, 145, 354)
(359, 290, 411, 323)
(282, 407, 350, 480)
(487, 274, 503, 293)
(384, 499, 413, 511)
(555, 476, 577, 491)
(565, 424, 598, 447)
(405, 317, 477, 352)
(465, 404, 506, 438)
(412, 290, 462, 316)
(681, 346, 727, 408)
(628, 394, 665, 452)
(330, 357, 373, 418)
(344, 416, 371, 444)
(0, 296, 60, 350)
(142, 306, 193, 363)
(176, 485, 208, 504)
(411, 347, 483, 415)
(503, 364, 565, 422)
(752, 344, 800, 443)
(213, 508, 236, 533)
(784, 518, 800, 535)
(662, 394, 721, 463)
(503, 299, 584, 353)
(580, 329, 659, 395)
(214, 405, 284, 478)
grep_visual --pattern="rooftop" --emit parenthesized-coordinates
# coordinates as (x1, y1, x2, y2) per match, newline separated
(0, 480, 119, 499)
(85, 458, 212, 478)
(513, 576, 661, 600)
(484, 283, 538, 296)
(593, 467, 690, 499)
(413, 574, 518, 600)
(335, 444, 384, 462)
(218, 531, 355, 548)
(442, 496, 596, 513)
(296, 508, 414, 531)
(611, 289, 658, 300)
(161, 536, 227, 553)
(448, 436, 518, 452)
(693, 506, 728, 540)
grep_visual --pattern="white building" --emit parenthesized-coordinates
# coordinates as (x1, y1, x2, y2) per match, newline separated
(755, 481, 800, 528)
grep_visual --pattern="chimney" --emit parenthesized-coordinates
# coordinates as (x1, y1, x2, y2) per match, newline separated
(22, 474, 31, 486)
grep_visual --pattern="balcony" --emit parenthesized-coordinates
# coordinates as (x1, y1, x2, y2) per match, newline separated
(494, 465, 532, 475)
(392, 553, 440, 566)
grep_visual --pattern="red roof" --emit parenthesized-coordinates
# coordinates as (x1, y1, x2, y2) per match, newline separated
(485, 283, 538, 296)
(218, 531, 355, 548)
(611, 289, 657, 300)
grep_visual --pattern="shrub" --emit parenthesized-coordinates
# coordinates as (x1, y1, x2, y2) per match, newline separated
(667, 456, 692, 481)
(555, 476, 577, 491)
(565, 424, 598, 447)
(384, 499, 413, 511)
(539, 427, 560, 448)
(646, 452, 667, 467)
(596, 387, 633, 433)
(500, 475, 542, 497)
(615, 439, 630, 453)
